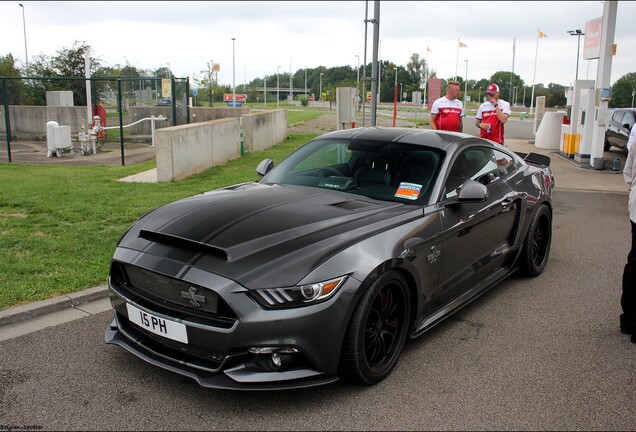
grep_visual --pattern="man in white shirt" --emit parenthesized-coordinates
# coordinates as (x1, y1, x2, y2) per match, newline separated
(475, 83, 511, 145)
(621, 134, 636, 342)
(430, 81, 464, 132)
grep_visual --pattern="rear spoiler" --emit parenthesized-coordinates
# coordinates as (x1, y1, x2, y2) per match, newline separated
(515, 152, 551, 168)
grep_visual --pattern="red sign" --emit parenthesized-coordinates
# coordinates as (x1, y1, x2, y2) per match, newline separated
(583, 17, 602, 60)
(427, 78, 442, 109)
(223, 93, 247, 102)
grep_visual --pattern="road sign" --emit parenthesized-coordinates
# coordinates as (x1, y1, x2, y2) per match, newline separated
(223, 93, 247, 102)
(192, 88, 198, 97)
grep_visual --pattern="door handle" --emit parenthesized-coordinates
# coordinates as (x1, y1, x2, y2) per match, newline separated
(501, 198, 514, 207)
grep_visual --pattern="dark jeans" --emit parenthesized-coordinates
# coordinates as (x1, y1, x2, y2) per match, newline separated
(622, 221, 636, 319)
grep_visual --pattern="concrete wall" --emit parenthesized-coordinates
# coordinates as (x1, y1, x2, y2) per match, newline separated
(155, 118, 241, 182)
(190, 107, 249, 124)
(242, 109, 288, 152)
(0, 106, 86, 140)
(127, 106, 248, 135)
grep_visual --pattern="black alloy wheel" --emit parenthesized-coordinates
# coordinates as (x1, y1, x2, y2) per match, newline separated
(341, 270, 410, 384)
(520, 204, 552, 277)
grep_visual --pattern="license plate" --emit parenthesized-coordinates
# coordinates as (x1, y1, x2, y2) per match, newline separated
(126, 303, 188, 344)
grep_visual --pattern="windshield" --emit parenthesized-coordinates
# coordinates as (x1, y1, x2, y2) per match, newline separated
(261, 138, 445, 204)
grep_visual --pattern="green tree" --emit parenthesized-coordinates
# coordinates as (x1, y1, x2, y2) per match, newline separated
(406, 53, 427, 90)
(489, 71, 524, 102)
(29, 41, 102, 106)
(0, 53, 25, 104)
(546, 83, 567, 107)
(610, 72, 636, 108)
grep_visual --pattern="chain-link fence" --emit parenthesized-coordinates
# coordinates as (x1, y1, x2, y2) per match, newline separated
(0, 76, 190, 165)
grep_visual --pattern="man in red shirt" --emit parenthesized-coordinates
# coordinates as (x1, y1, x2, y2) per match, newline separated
(475, 83, 511, 144)
(430, 81, 464, 132)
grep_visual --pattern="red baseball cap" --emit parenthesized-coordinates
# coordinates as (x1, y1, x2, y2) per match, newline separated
(487, 83, 499, 94)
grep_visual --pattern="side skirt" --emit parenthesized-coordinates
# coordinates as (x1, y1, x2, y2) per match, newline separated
(410, 266, 518, 339)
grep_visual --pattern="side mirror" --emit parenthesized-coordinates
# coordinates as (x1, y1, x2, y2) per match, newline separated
(256, 158, 274, 177)
(623, 124, 632, 131)
(457, 179, 488, 202)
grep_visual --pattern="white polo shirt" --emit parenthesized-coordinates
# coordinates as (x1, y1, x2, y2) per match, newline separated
(625, 137, 636, 223)
(431, 97, 464, 132)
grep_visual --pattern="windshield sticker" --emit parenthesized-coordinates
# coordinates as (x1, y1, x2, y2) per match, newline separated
(395, 182, 422, 200)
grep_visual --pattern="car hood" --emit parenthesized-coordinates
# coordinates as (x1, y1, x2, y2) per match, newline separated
(117, 182, 421, 288)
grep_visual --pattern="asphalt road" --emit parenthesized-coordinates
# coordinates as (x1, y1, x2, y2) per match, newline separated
(1, 191, 634, 431)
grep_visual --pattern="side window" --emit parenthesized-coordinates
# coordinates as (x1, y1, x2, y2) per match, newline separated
(612, 110, 623, 123)
(444, 147, 498, 199)
(621, 111, 635, 129)
(492, 149, 516, 178)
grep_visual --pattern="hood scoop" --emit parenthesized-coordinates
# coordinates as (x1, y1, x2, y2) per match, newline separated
(139, 229, 229, 261)
(328, 200, 377, 211)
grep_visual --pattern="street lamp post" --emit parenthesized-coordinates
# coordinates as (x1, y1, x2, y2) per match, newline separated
(207, 60, 213, 106)
(355, 54, 360, 105)
(231, 37, 236, 107)
(166, 63, 171, 78)
(567, 29, 585, 81)
(319, 72, 324, 102)
(289, 58, 293, 103)
(304, 67, 307, 97)
(277, 65, 280, 108)
(18, 3, 28, 75)
(463, 59, 468, 108)
(264, 75, 267, 107)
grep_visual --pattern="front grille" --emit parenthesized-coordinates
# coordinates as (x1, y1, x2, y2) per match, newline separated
(111, 261, 237, 329)
(116, 311, 225, 373)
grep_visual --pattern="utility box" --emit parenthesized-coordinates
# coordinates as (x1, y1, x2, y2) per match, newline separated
(336, 87, 357, 129)
(46, 91, 74, 107)
(575, 88, 596, 163)
(412, 91, 422, 106)
(560, 79, 595, 157)
(46, 121, 72, 157)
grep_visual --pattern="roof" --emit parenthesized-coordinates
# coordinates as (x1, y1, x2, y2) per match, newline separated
(317, 127, 482, 152)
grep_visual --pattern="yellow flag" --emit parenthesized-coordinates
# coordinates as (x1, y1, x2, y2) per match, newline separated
(539, 30, 547, 38)
(458, 39, 467, 48)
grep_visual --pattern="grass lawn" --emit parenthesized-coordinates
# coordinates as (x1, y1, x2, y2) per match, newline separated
(0, 132, 319, 310)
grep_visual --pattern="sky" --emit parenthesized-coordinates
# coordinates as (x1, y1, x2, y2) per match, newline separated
(1, 1, 635, 90)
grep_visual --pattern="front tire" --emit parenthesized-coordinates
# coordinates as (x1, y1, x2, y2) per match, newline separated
(604, 137, 611, 151)
(341, 270, 410, 385)
(519, 204, 552, 277)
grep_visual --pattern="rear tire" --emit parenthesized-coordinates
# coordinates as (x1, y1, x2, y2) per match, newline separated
(604, 138, 611, 151)
(341, 270, 410, 385)
(519, 204, 552, 277)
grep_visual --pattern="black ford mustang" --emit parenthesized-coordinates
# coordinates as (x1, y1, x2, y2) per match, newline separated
(105, 127, 554, 390)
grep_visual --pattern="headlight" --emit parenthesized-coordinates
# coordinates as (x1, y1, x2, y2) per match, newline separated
(249, 276, 347, 309)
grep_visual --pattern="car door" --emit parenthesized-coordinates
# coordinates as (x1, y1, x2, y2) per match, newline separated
(616, 111, 635, 149)
(608, 110, 628, 148)
(437, 146, 518, 304)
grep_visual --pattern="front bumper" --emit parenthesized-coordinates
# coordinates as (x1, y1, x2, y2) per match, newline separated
(104, 267, 361, 390)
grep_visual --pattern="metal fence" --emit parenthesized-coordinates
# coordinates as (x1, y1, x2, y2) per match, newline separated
(0, 76, 190, 165)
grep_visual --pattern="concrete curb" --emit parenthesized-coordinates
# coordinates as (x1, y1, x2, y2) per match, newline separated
(0, 285, 109, 327)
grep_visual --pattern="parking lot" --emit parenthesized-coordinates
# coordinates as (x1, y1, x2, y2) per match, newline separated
(1, 188, 634, 430)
